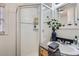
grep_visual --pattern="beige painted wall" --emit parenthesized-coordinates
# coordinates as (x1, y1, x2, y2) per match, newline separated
(0, 3, 19, 56)
(0, 3, 32, 56)
(0, 3, 16, 56)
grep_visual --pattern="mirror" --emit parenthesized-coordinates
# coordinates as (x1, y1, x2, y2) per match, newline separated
(56, 3, 76, 27)
(76, 4, 79, 25)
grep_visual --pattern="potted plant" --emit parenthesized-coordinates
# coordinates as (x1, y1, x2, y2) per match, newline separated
(47, 17, 61, 41)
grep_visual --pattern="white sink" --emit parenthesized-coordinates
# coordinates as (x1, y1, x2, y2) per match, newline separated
(47, 42, 79, 56)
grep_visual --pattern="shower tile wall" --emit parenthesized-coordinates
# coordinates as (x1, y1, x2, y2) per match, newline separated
(41, 5, 52, 43)
(57, 28, 79, 40)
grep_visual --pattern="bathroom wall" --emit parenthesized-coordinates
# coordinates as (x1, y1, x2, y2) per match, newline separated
(0, 3, 29, 56)
(0, 3, 17, 56)
(56, 28, 79, 40)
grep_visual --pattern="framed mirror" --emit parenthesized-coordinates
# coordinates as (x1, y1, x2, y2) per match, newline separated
(76, 3, 79, 26)
(56, 3, 77, 27)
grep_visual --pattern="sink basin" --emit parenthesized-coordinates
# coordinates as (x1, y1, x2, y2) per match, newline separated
(47, 42, 79, 56)
(59, 43, 79, 55)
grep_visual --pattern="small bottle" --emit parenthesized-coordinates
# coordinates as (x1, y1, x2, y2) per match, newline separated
(74, 36, 78, 45)
(77, 39, 79, 49)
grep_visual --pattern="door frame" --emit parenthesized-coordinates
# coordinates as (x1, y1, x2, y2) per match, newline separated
(16, 4, 41, 56)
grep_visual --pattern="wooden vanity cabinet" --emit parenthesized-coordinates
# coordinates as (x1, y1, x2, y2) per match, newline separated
(39, 46, 48, 56)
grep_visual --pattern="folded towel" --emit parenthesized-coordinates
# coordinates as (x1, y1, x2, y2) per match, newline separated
(48, 41, 59, 50)
(48, 47, 58, 52)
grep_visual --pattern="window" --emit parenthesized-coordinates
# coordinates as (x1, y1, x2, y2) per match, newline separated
(0, 6, 5, 34)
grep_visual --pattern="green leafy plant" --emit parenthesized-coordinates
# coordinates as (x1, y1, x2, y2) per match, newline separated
(47, 18, 61, 31)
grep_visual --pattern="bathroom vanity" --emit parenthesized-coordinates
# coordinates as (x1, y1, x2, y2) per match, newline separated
(39, 37, 79, 56)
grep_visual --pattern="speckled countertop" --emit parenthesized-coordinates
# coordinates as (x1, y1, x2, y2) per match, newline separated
(40, 40, 49, 50)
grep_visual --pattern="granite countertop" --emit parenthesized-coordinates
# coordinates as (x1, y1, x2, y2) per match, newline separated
(40, 40, 48, 50)
(40, 40, 53, 50)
